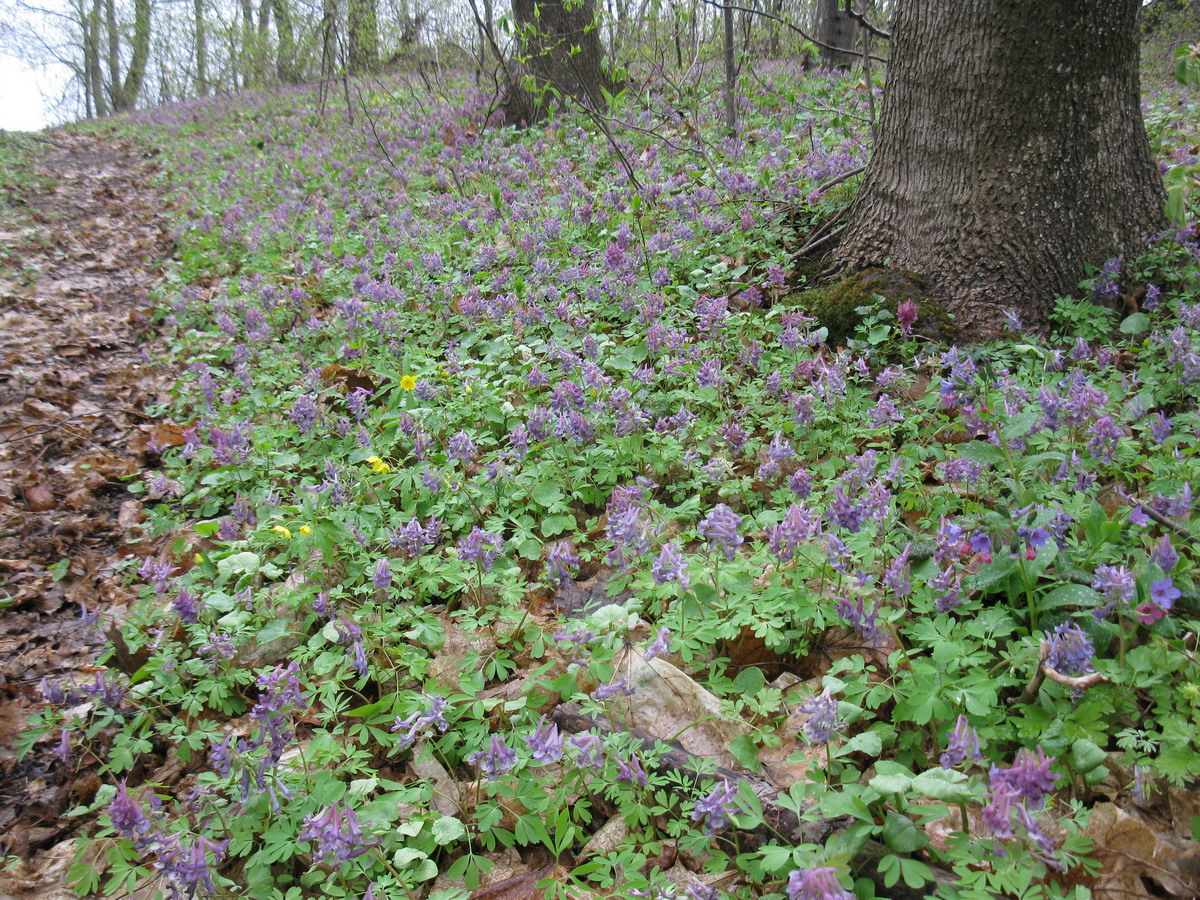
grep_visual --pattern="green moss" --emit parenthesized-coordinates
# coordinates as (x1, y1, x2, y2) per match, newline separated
(786, 267, 956, 346)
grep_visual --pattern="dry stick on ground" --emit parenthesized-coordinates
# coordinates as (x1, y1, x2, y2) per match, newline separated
(551, 702, 954, 898)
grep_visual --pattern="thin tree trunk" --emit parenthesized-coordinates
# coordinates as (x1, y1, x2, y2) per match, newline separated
(321, 0, 338, 79)
(272, 0, 297, 82)
(194, 0, 209, 96)
(834, 0, 1166, 339)
(104, 0, 120, 107)
(86, 0, 107, 115)
(113, 0, 150, 110)
(722, 3, 736, 133)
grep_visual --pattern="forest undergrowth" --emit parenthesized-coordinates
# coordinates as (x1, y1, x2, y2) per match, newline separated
(12, 54, 1200, 900)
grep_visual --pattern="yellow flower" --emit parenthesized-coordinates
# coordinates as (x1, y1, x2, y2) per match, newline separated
(299, 524, 312, 536)
(365, 455, 392, 475)
(272, 525, 293, 540)
(400, 375, 417, 391)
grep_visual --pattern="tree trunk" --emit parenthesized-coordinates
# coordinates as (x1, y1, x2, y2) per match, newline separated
(833, 0, 1166, 340)
(113, 0, 150, 110)
(86, 0, 107, 115)
(721, 3, 736, 133)
(815, 0, 859, 68)
(347, 0, 379, 74)
(272, 0, 298, 82)
(194, 0, 209, 96)
(104, 0, 120, 106)
(321, 0, 338, 79)
(510, 0, 612, 120)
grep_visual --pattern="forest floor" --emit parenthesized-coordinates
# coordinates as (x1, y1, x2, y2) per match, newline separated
(0, 130, 174, 897)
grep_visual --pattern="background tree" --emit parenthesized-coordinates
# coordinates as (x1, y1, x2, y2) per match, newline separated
(347, 0, 378, 73)
(833, 0, 1166, 338)
(814, 0, 857, 67)
(507, 0, 613, 122)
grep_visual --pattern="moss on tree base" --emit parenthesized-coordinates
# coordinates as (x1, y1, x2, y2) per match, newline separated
(786, 267, 958, 347)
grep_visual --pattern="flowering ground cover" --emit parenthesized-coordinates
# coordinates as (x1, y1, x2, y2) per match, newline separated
(14, 59, 1200, 900)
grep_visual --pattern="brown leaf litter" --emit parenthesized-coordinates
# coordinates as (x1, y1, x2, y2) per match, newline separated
(0, 129, 175, 891)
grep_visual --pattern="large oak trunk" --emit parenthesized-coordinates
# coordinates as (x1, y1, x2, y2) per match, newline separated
(834, 0, 1166, 339)
(506, 0, 611, 124)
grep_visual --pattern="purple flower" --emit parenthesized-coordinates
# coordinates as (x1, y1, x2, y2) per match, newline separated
(468, 735, 518, 780)
(1045, 622, 1094, 675)
(593, 677, 636, 700)
(299, 803, 374, 863)
(570, 732, 604, 767)
(698, 504, 743, 560)
(545, 541, 580, 585)
(526, 717, 564, 763)
(651, 541, 691, 590)
(940, 715, 983, 769)
(1150, 577, 1181, 611)
(457, 527, 503, 571)
(1003, 310, 1023, 332)
(786, 866, 853, 900)
(896, 300, 918, 335)
(882, 544, 912, 597)
(154, 835, 228, 897)
(1092, 564, 1136, 618)
(644, 627, 671, 660)
(692, 780, 740, 835)
(109, 781, 153, 841)
(372, 559, 391, 591)
(391, 694, 450, 748)
(613, 750, 647, 786)
(448, 430, 477, 462)
(991, 747, 1059, 808)
(799, 688, 844, 744)
(1149, 412, 1172, 444)
(834, 595, 880, 642)
(173, 589, 200, 624)
(1151, 536, 1179, 573)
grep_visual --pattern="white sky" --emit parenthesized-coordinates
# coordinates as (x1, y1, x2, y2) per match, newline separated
(0, 51, 70, 131)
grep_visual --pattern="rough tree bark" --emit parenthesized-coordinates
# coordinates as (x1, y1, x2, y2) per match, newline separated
(347, 0, 379, 74)
(507, 0, 612, 123)
(833, 0, 1166, 339)
(271, 0, 299, 83)
(104, 0, 151, 111)
(193, 0, 208, 96)
(815, 0, 859, 68)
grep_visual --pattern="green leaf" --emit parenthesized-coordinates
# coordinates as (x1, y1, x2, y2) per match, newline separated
(48, 559, 70, 581)
(727, 734, 762, 772)
(255, 618, 292, 647)
(392, 848, 428, 868)
(344, 699, 390, 718)
(868, 773, 912, 795)
(1120, 313, 1150, 335)
(1070, 738, 1107, 774)
(841, 730, 883, 758)
(217, 551, 261, 580)
(531, 482, 564, 507)
(910, 768, 975, 803)
(1039, 583, 1102, 612)
(431, 816, 467, 845)
(956, 443, 1006, 466)
(541, 514, 574, 537)
(965, 555, 1017, 593)
(882, 810, 929, 853)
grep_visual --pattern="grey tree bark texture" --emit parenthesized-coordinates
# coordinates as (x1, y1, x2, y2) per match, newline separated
(833, 0, 1167, 340)
(815, 0, 859, 68)
(507, 0, 612, 123)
